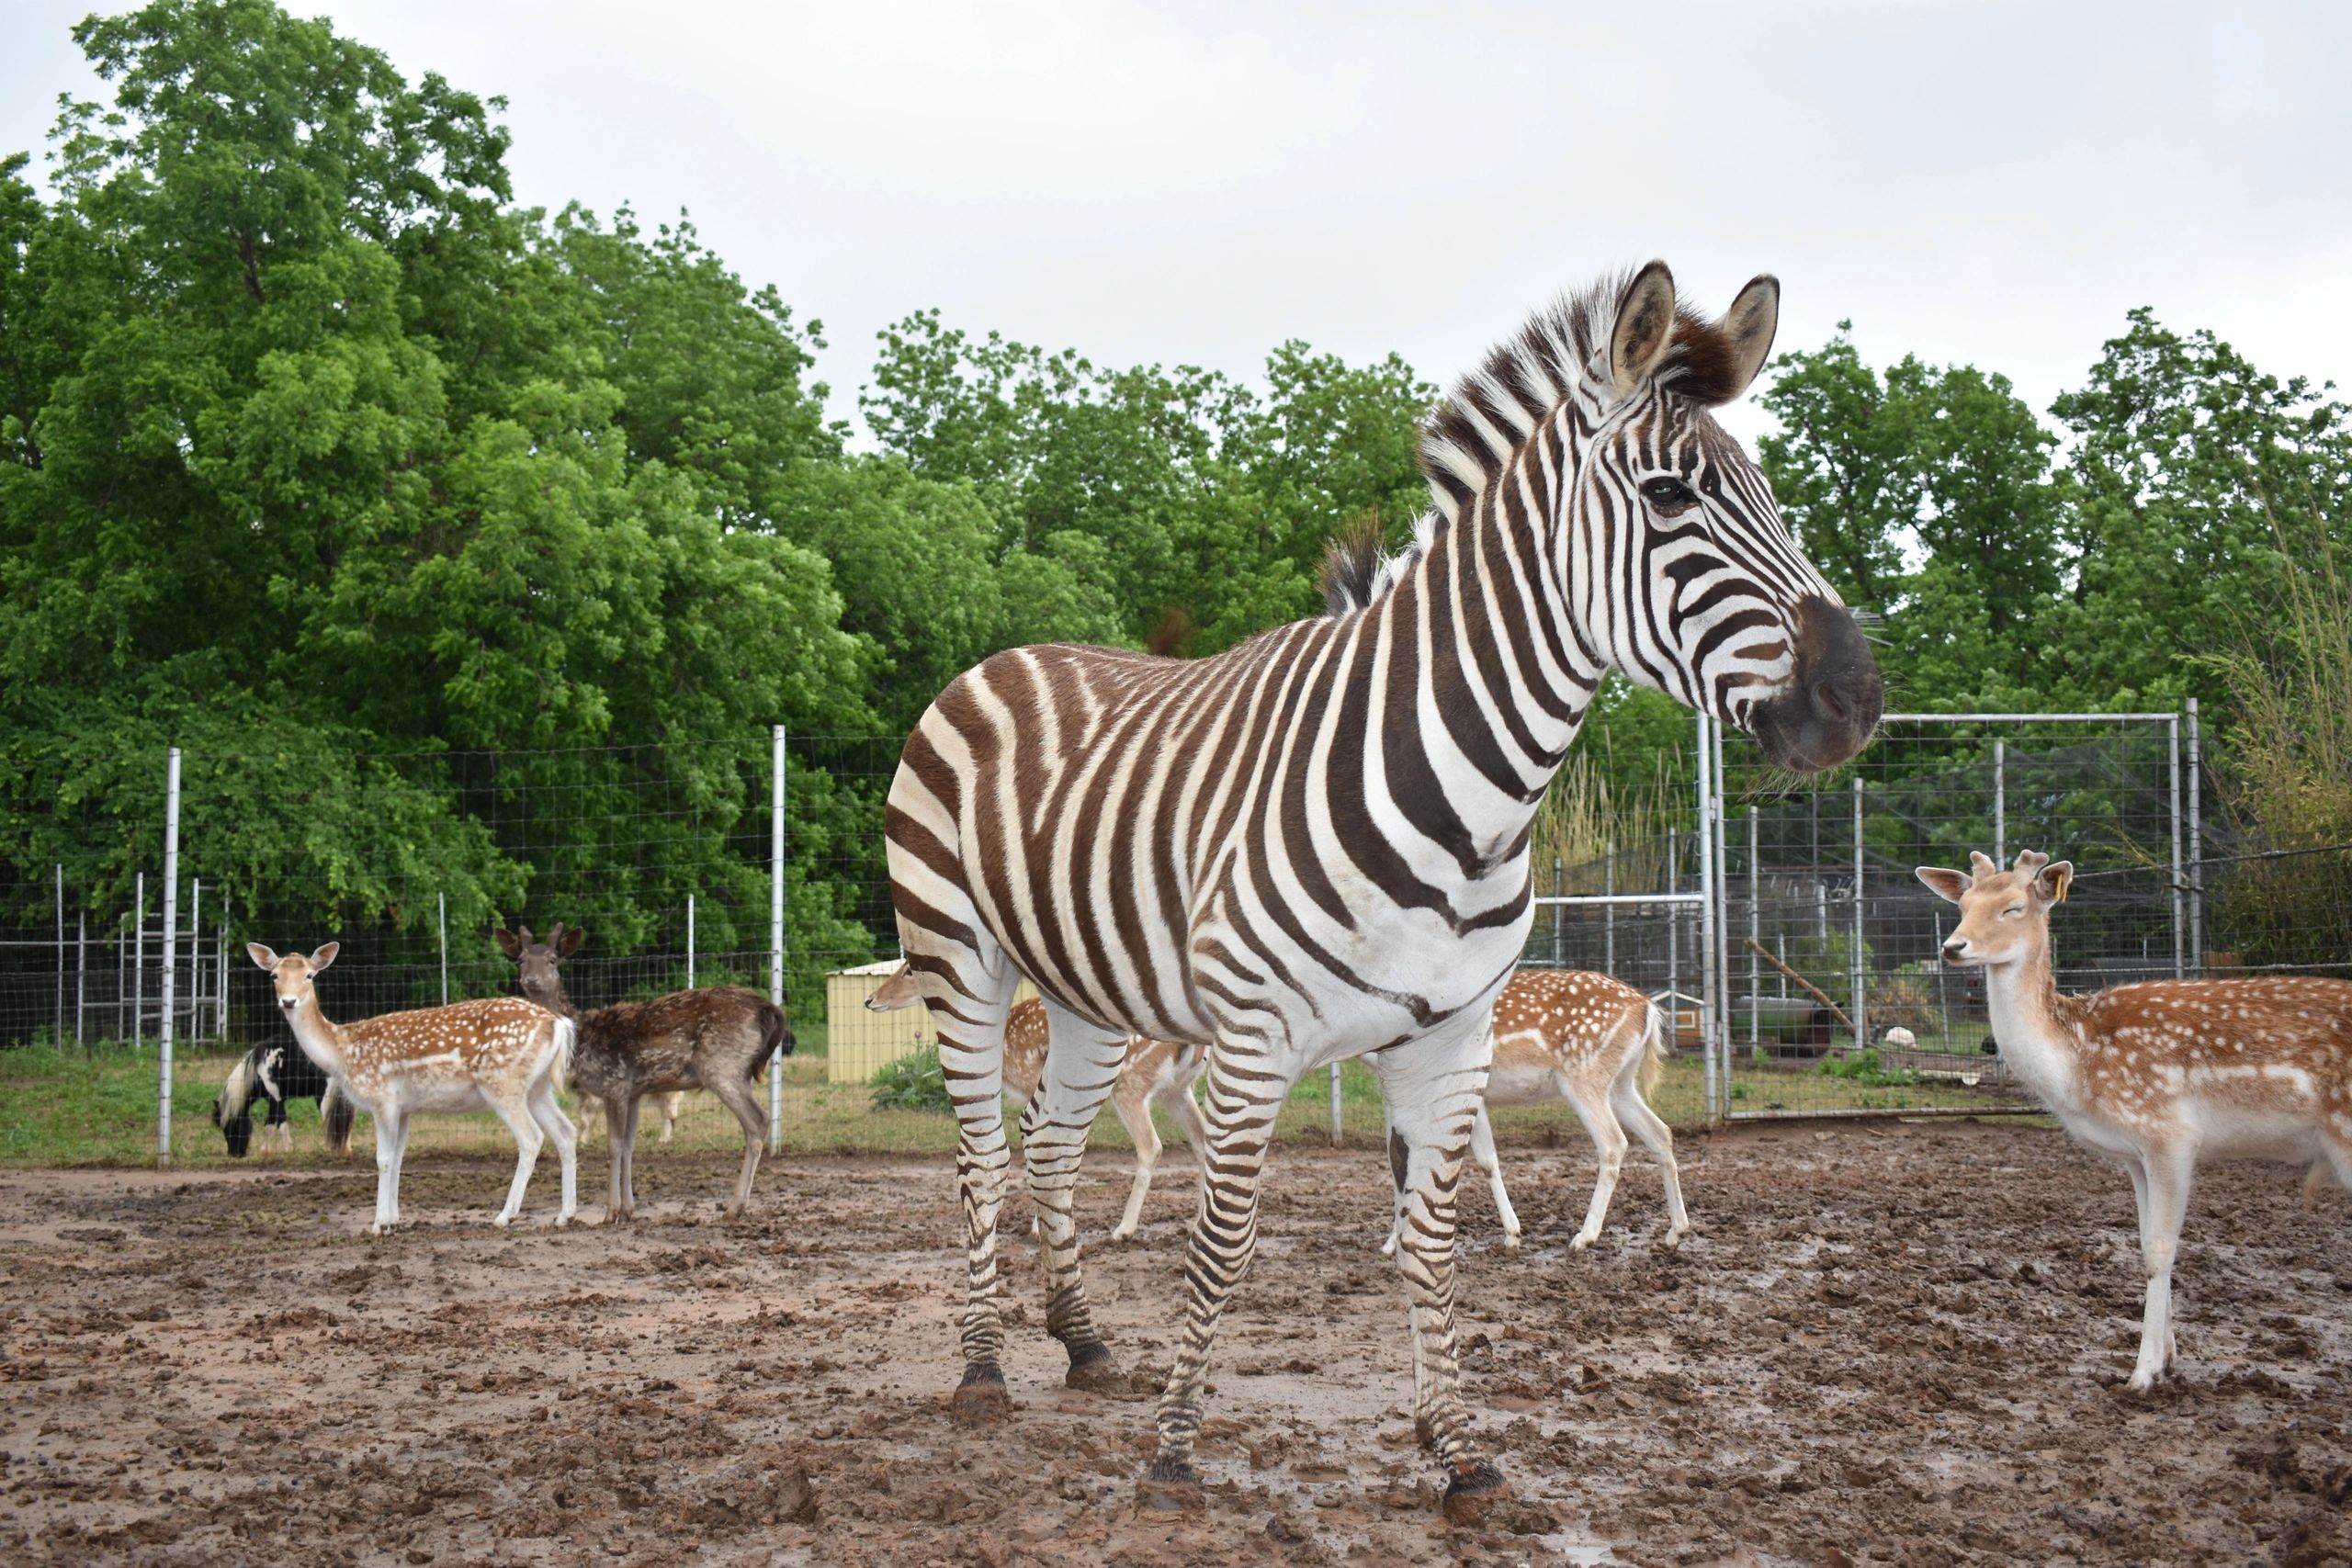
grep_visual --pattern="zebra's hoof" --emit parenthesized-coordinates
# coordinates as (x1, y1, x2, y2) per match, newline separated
(1139, 1453, 1202, 1507)
(1064, 1341, 1129, 1397)
(950, 1363, 1012, 1424)
(1441, 1459, 1511, 1525)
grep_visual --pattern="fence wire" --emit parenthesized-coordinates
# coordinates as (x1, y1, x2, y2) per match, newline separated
(5, 710, 2351, 1168)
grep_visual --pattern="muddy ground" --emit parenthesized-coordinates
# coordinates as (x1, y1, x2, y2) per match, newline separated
(2, 1120, 2347, 1566)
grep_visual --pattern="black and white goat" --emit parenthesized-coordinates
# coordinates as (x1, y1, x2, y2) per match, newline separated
(211, 1041, 356, 1158)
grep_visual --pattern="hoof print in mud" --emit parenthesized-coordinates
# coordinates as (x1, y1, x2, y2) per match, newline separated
(1063, 1341, 1130, 1397)
(1441, 1460, 1511, 1526)
(949, 1365, 1012, 1424)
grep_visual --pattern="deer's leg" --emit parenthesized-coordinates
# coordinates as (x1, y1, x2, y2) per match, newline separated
(1027, 1004, 1130, 1390)
(603, 1098, 628, 1221)
(527, 1074, 577, 1227)
(1466, 1100, 1519, 1251)
(1612, 1068, 1688, 1245)
(487, 1089, 546, 1227)
(1149, 1044, 1289, 1487)
(371, 1104, 407, 1235)
(659, 1091, 683, 1144)
(619, 1092, 645, 1216)
(2129, 1141, 2194, 1393)
(1108, 1079, 1162, 1245)
(1370, 1019, 1510, 1520)
(1565, 1070, 1630, 1253)
(712, 1074, 766, 1213)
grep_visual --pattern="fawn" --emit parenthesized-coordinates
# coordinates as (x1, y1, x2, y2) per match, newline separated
(248, 943, 577, 1234)
(1917, 849, 2352, 1391)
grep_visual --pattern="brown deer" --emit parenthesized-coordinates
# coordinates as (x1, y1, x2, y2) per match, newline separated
(246, 943, 577, 1234)
(1918, 849, 2352, 1391)
(1383, 968, 1685, 1257)
(493, 924, 792, 1222)
(867, 965, 1206, 1242)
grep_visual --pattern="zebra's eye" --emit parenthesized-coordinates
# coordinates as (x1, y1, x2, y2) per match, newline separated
(1641, 476, 1698, 510)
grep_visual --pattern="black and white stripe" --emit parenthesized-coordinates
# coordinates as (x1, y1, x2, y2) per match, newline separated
(884, 262, 1881, 1506)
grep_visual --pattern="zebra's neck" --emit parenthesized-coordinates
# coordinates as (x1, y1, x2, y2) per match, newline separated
(1368, 406, 1600, 876)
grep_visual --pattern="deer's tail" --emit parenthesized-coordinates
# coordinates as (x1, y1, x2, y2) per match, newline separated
(549, 1015, 578, 1089)
(749, 998, 792, 1082)
(321, 1077, 356, 1155)
(1636, 1002, 1669, 1102)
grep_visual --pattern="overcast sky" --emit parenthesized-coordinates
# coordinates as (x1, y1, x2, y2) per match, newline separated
(6, 1, 2347, 449)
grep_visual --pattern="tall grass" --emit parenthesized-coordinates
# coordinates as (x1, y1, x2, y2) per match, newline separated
(1530, 752, 1679, 890)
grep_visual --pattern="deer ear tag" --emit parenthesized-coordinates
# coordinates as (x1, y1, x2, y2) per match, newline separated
(2052, 866, 2071, 903)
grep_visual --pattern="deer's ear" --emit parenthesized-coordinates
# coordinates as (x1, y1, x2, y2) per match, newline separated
(2034, 861, 2075, 906)
(554, 924, 585, 958)
(492, 927, 522, 960)
(1916, 867, 1971, 905)
(1611, 261, 1679, 397)
(247, 943, 279, 971)
(310, 942, 340, 973)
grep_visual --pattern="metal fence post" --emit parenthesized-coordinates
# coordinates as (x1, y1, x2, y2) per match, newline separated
(1993, 739, 2006, 866)
(2186, 697, 2203, 973)
(437, 892, 449, 1005)
(134, 873, 145, 1052)
(54, 864, 64, 1044)
(1714, 720, 1731, 1089)
(75, 909, 85, 1045)
(159, 749, 180, 1168)
(1697, 712, 1717, 1122)
(686, 893, 696, 989)
(1549, 857, 1563, 964)
(769, 724, 786, 1156)
(1850, 776, 1867, 1050)
(1328, 1063, 1342, 1145)
(189, 877, 201, 1043)
(1602, 840, 1615, 976)
(1747, 807, 1760, 1049)
(2167, 714, 2185, 979)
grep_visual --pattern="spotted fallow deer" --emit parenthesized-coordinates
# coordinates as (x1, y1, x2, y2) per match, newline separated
(1917, 849, 2352, 1392)
(1382, 968, 1685, 1258)
(247, 943, 578, 1235)
(867, 965, 1207, 1242)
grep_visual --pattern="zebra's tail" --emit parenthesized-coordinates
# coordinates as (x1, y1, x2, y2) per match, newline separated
(322, 1077, 356, 1156)
(213, 1048, 261, 1158)
(1636, 1002, 1670, 1102)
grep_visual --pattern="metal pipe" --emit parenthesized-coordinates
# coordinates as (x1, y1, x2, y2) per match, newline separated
(2186, 697, 2203, 973)
(1993, 740, 2006, 865)
(1696, 712, 1716, 1122)
(1850, 776, 1867, 1051)
(2168, 716, 2185, 979)
(75, 909, 85, 1046)
(770, 724, 786, 1156)
(687, 893, 696, 989)
(438, 892, 449, 1005)
(1530, 893, 1706, 908)
(1747, 807, 1760, 1049)
(189, 878, 200, 1042)
(1329, 1062, 1342, 1145)
(1550, 857, 1563, 964)
(1602, 841, 1615, 975)
(1882, 711, 2181, 724)
(134, 873, 145, 1052)
(159, 749, 180, 1168)
(54, 864, 63, 1045)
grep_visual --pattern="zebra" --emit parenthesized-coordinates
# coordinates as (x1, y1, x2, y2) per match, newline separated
(882, 260, 1883, 1516)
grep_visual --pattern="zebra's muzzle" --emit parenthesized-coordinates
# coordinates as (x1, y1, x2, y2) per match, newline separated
(1747, 595, 1883, 773)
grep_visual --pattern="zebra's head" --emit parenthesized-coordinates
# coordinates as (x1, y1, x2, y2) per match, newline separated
(1419, 261, 1883, 773)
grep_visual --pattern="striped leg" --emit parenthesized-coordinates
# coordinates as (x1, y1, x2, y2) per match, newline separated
(1148, 1049, 1289, 1484)
(1026, 1001, 1132, 1392)
(1374, 1022, 1510, 1519)
(932, 963, 1022, 1421)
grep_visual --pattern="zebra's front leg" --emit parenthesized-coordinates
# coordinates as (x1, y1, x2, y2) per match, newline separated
(938, 985, 1020, 1423)
(1378, 1028, 1510, 1522)
(1027, 1005, 1132, 1394)
(1148, 1055, 1288, 1488)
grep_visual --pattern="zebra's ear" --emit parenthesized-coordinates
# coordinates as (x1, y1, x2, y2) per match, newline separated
(1610, 260, 1679, 397)
(1717, 275, 1780, 400)
(247, 943, 279, 971)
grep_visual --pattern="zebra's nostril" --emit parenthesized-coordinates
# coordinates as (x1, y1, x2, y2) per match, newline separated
(1812, 681, 1851, 723)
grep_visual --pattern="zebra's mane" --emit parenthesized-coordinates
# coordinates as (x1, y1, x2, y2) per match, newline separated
(1419, 269, 1750, 530)
(1321, 268, 1750, 618)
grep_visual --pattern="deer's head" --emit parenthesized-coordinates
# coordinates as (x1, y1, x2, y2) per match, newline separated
(865, 963, 922, 1012)
(247, 942, 339, 1016)
(492, 923, 582, 1015)
(1916, 850, 2074, 970)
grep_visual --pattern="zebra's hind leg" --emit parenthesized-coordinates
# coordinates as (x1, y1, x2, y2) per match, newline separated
(1027, 1001, 1133, 1394)
(1374, 1022, 1511, 1522)
(1147, 1046, 1291, 1489)
(924, 959, 1021, 1424)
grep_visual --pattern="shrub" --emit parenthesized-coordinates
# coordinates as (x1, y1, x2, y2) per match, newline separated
(870, 1046, 954, 1113)
(1816, 1047, 1917, 1088)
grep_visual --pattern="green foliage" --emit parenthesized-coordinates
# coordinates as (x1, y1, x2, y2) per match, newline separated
(1816, 1048, 1917, 1088)
(868, 1045, 953, 1113)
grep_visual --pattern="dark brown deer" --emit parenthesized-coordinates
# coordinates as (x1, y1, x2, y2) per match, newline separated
(493, 923, 792, 1223)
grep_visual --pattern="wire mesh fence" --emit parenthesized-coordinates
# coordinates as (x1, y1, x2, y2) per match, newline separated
(6, 705, 2351, 1168)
